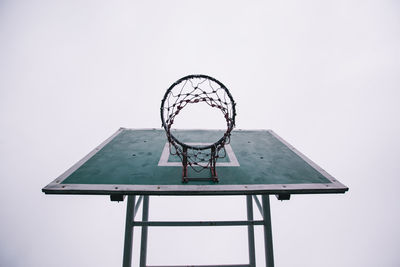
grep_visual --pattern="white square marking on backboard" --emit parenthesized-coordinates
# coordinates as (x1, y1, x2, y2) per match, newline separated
(158, 143, 240, 167)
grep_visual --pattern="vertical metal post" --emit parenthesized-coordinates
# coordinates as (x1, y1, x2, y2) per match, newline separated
(262, 195, 274, 267)
(140, 196, 150, 267)
(123, 195, 136, 267)
(246, 195, 256, 267)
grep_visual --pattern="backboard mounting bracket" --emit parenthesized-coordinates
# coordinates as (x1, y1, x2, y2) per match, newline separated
(110, 194, 125, 202)
(275, 194, 291, 201)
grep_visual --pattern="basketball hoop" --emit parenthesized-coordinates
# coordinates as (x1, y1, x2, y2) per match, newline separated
(160, 74, 236, 183)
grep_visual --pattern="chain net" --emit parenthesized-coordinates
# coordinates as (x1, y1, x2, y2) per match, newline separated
(161, 75, 236, 173)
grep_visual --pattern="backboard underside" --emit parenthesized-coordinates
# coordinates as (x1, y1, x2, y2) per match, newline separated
(42, 128, 348, 195)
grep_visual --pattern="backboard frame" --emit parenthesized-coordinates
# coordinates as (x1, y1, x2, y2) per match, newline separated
(42, 128, 348, 196)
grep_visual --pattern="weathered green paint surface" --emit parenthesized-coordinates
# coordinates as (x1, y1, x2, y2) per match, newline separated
(62, 129, 330, 186)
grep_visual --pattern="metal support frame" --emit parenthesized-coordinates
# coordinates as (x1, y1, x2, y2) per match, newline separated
(246, 196, 256, 267)
(123, 195, 136, 267)
(122, 195, 274, 267)
(262, 195, 274, 267)
(140, 196, 150, 267)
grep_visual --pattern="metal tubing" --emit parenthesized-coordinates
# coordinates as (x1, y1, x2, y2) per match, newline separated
(140, 196, 150, 267)
(147, 265, 251, 267)
(246, 196, 256, 267)
(134, 195, 143, 218)
(252, 195, 263, 217)
(122, 195, 136, 267)
(262, 195, 274, 267)
(132, 220, 264, 227)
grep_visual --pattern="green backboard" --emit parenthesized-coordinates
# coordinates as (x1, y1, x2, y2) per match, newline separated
(42, 128, 348, 196)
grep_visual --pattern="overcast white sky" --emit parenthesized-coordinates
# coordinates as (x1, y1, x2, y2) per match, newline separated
(1, 0, 399, 266)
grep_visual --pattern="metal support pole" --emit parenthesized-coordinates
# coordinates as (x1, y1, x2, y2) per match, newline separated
(262, 195, 274, 267)
(133, 220, 263, 227)
(123, 195, 136, 267)
(140, 196, 150, 267)
(246, 195, 256, 267)
(252, 195, 263, 217)
(134, 195, 143, 218)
